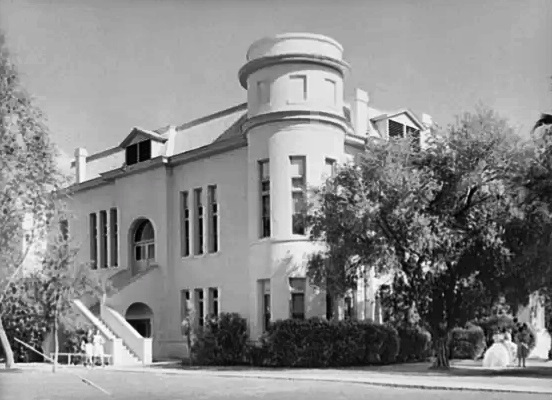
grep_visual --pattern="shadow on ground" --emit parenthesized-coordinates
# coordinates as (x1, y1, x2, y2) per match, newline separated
(151, 359, 552, 379)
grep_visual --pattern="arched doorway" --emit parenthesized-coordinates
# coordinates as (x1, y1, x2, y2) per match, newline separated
(125, 302, 153, 338)
(130, 218, 155, 275)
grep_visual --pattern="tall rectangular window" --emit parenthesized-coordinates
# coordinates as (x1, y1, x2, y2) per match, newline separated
(207, 185, 219, 253)
(289, 278, 306, 320)
(59, 218, 69, 241)
(99, 210, 108, 268)
(323, 158, 336, 179)
(208, 288, 219, 317)
(180, 191, 190, 257)
(180, 289, 190, 323)
(89, 213, 98, 269)
(195, 288, 205, 328)
(259, 160, 270, 238)
(344, 295, 354, 320)
(290, 156, 307, 235)
(194, 189, 204, 255)
(109, 208, 118, 267)
(260, 280, 271, 332)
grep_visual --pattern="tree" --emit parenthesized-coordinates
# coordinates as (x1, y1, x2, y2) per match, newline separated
(307, 108, 540, 368)
(0, 33, 63, 368)
(26, 217, 102, 372)
(0, 274, 49, 362)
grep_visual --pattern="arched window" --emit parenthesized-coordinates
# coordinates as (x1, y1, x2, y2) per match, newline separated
(134, 219, 155, 261)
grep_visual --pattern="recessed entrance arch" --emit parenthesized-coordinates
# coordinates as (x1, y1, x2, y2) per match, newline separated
(125, 302, 153, 338)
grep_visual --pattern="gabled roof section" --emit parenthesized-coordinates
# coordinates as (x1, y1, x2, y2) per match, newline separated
(119, 126, 168, 148)
(172, 103, 247, 156)
(370, 109, 426, 131)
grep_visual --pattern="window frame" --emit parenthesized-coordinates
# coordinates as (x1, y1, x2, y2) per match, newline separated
(125, 139, 152, 166)
(259, 160, 271, 238)
(287, 74, 308, 104)
(180, 191, 190, 257)
(99, 210, 108, 268)
(109, 208, 118, 267)
(194, 188, 204, 255)
(289, 277, 306, 320)
(89, 213, 98, 269)
(207, 185, 219, 253)
(289, 156, 307, 235)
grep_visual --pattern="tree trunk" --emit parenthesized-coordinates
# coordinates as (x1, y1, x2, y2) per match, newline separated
(52, 315, 59, 373)
(0, 319, 15, 369)
(431, 335, 450, 369)
(186, 332, 192, 366)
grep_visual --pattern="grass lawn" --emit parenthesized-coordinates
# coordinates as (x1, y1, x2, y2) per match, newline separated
(1, 368, 551, 400)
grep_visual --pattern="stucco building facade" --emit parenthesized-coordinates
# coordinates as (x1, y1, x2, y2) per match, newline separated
(63, 33, 445, 363)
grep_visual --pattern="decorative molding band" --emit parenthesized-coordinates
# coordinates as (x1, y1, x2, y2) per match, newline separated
(238, 53, 351, 88)
(241, 110, 350, 134)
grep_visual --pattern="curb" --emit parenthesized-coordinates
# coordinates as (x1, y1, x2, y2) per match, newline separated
(107, 367, 552, 395)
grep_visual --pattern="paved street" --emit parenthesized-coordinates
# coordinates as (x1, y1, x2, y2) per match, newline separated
(1, 369, 551, 400)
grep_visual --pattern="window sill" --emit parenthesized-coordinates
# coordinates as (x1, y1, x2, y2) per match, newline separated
(186, 251, 221, 260)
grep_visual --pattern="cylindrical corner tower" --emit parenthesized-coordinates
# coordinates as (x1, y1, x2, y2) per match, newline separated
(242, 33, 350, 338)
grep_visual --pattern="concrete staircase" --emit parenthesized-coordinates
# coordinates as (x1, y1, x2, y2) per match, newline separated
(90, 313, 141, 365)
(73, 299, 149, 366)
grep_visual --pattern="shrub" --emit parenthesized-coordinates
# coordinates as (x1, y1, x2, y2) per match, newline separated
(256, 318, 399, 368)
(449, 325, 486, 360)
(396, 327, 432, 363)
(0, 280, 49, 363)
(191, 313, 249, 366)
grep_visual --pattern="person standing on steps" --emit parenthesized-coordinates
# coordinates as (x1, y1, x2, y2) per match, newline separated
(80, 334, 93, 368)
(92, 329, 106, 367)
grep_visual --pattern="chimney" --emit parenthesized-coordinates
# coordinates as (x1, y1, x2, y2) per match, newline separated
(422, 113, 433, 128)
(74, 147, 88, 184)
(351, 88, 369, 136)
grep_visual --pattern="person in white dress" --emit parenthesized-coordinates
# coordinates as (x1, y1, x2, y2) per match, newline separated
(80, 336, 94, 368)
(482, 330, 510, 368)
(503, 328, 517, 366)
(92, 329, 106, 367)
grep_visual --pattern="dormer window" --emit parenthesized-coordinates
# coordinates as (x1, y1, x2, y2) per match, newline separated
(126, 139, 152, 166)
(388, 120, 420, 151)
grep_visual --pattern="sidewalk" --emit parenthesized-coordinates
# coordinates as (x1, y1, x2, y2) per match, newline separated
(10, 360, 552, 394)
(111, 360, 552, 394)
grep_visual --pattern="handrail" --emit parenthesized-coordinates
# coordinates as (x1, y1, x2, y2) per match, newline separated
(73, 299, 115, 340)
(101, 304, 151, 364)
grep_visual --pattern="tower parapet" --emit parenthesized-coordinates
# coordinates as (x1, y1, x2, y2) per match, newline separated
(239, 33, 350, 132)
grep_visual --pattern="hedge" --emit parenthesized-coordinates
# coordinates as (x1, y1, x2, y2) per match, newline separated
(449, 325, 486, 360)
(396, 327, 432, 363)
(254, 318, 399, 368)
(191, 313, 250, 366)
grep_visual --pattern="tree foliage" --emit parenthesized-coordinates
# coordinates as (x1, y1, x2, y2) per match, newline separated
(0, 32, 64, 368)
(307, 107, 551, 368)
(26, 220, 103, 371)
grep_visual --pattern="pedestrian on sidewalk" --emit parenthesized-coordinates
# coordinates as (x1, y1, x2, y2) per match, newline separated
(92, 329, 106, 367)
(80, 335, 93, 368)
(516, 323, 530, 368)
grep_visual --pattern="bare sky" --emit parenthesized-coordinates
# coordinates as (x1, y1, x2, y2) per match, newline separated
(1, 0, 551, 164)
